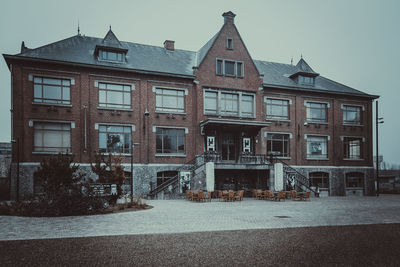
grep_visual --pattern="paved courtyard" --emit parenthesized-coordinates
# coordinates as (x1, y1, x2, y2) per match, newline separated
(1, 195, 400, 241)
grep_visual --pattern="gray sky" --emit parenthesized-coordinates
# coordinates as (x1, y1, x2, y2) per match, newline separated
(1, 0, 399, 165)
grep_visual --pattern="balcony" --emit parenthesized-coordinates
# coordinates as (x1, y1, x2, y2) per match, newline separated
(196, 151, 271, 170)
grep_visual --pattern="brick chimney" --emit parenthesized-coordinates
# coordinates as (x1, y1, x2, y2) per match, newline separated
(222, 11, 236, 24)
(164, 40, 175, 51)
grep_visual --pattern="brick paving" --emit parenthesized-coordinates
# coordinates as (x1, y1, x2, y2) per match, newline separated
(1, 195, 400, 241)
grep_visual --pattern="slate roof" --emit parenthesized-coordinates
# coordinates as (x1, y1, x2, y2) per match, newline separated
(4, 33, 376, 98)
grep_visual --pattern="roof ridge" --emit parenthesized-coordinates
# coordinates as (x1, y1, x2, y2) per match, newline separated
(17, 35, 81, 56)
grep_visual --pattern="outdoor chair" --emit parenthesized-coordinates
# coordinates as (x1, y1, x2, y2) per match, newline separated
(300, 191, 311, 201)
(205, 191, 212, 202)
(228, 190, 235, 201)
(191, 190, 199, 202)
(186, 190, 192, 201)
(197, 190, 206, 202)
(274, 191, 286, 201)
(218, 190, 224, 201)
(291, 190, 301, 201)
(256, 189, 263, 200)
(252, 189, 258, 199)
(263, 190, 274, 200)
(235, 190, 244, 201)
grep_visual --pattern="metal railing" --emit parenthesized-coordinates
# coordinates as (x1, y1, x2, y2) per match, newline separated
(273, 156, 319, 196)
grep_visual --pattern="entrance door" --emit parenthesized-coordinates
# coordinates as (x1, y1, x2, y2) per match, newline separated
(221, 134, 236, 161)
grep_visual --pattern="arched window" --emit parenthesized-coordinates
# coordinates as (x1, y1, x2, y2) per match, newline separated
(157, 171, 178, 186)
(346, 172, 364, 188)
(309, 172, 329, 189)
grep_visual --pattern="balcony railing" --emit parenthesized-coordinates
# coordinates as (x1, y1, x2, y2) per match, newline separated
(198, 151, 269, 165)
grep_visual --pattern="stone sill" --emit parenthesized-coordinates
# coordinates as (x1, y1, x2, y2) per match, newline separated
(155, 154, 186, 158)
(32, 102, 72, 108)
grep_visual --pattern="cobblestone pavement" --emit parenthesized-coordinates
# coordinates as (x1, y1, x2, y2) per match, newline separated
(1, 195, 400, 241)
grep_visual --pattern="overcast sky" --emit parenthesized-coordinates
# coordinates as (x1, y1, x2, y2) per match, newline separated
(1, 0, 399, 165)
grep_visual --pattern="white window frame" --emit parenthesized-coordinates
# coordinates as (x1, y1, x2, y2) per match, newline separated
(341, 104, 364, 125)
(33, 76, 72, 105)
(153, 86, 187, 114)
(203, 88, 255, 118)
(98, 50, 125, 63)
(216, 58, 244, 78)
(305, 134, 329, 160)
(154, 126, 187, 156)
(32, 121, 72, 154)
(226, 37, 233, 50)
(265, 132, 292, 158)
(304, 101, 330, 123)
(265, 97, 292, 121)
(97, 123, 134, 155)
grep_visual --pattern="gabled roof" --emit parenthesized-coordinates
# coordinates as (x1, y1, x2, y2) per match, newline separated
(3, 29, 377, 98)
(254, 60, 373, 97)
(197, 31, 220, 67)
(10, 34, 197, 77)
(101, 28, 123, 49)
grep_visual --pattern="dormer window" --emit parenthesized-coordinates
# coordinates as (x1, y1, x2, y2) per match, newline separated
(98, 50, 125, 62)
(299, 75, 315, 86)
(227, 38, 233, 49)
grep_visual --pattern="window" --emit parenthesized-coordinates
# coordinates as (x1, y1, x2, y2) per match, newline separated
(241, 94, 254, 117)
(266, 133, 290, 157)
(216, 59, 223, 75)
(221, 92, 239, 116)
(204, 91, 218, 114)
(204, 89, 255, 117)
(99, 50, 125, 62)
(306, 136, 328, 159)
(34, 122, 71, 153)
(343, 137, 362, 159)
(98, 82, 131, 109)
(343, 105, 361, 125)
(299, 75, 315, 86)
(33, 77, 71, 105)
(156, 88, 185, 113)
(266, 98, 289, 120)
(99, 125, 132, 154)
(157, 171, 178, 186)
(156, 128, 185, 154)
(309, 172, 329, 189)
(346, 172, 364, 188)
(306, 102, 327, 122)
(227, 38, 233, 49)
(216, 59, 244, 77)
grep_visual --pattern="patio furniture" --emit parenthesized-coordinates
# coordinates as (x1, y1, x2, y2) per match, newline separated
(228, 190, 235, 201)
(274, 191, 286, 201)
(255, 189, 263, 200)
(197, 190, 206, 202)
(235, 190, 244, 201)
(218, 190, 224, 201)
(263, 190, 274, 200)
(186, 190, 192, 201)
(205, 191, 212, 202)
(222, 190, 229, 201)
(300, 191, 311, 201)
(290, 190, 301, 201)
(191, 190, 199, 202)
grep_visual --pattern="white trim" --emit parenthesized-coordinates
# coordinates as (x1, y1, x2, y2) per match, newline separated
(341, 103, 365, 111)
(153, 125, 189, 134)
(340, 136, 366, 142)
(155, 154, 187, 158)
(265, 131, 293, 139)
(304, 134, 330, 141)
(29, 119, 75, 128)
(264, 96, 292, 105)
(304, 100, 330, 108)
(95, 122, 136, 132)
(152, 85, 188, 95)
(226, 37, 234, 49)
(94, 80, 135, 90)
(31, 74, 75, 85)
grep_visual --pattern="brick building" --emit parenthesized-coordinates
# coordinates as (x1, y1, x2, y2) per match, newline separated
(3, 11, 378, 199)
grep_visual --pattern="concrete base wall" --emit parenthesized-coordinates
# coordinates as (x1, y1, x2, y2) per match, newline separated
(9, 162, 375, 199)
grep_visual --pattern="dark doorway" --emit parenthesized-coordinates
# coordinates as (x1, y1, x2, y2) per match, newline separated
(215, 169, 269, 196)
(221, 133, 236, 161)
